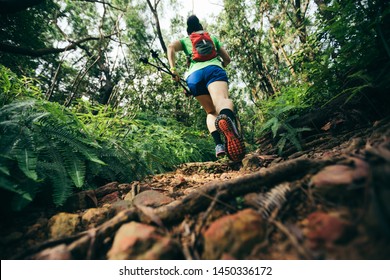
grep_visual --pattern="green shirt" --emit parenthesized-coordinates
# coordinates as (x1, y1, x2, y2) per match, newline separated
(179, 34, 224, 79)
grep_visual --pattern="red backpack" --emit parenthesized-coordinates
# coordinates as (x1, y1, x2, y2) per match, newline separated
(189, 31, 218, 62)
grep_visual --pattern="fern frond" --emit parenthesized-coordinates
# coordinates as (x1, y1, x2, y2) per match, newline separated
(51, 173, 73, 206)
(64, 152, 86, 188)
(36, 120, 105, 165)
(0, 99, 36, 116)
(276, 137, 287, 155)
(14, 145, 38, 181)
(0, 175, 18, 193)
(39, 145, 73, 206)
(11, 133, 38, 181)
(271, 120, 281, 138)
(10, 191, 34, 211)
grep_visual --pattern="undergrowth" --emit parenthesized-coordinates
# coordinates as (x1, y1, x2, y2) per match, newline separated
(0, 66, 213, 211)
(256, 86, 311, 155)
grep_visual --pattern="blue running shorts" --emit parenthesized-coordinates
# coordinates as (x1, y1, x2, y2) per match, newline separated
(186, 65, 229, 97)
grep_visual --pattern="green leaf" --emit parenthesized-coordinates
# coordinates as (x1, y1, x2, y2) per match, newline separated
(261, 117, 277, 132)
(84, 152, 106, 165)
(0, 176, 18, 193)
(276, 137, 287, 155)
(0, 165, 10, 176)
(15, 148, 38, 181)
(66, 156, 85, 188)
(51, 172, 73, 207)
(11, 192, 34, 212)
(271, 120, 280, 138)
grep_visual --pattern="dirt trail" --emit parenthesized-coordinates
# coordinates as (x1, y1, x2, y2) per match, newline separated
(1, 116, 389, 260)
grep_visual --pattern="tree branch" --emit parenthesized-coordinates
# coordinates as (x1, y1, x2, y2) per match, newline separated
(73, 0, 125, 12)
(0, 35, 114, 57)
(146, 0, 167, 54)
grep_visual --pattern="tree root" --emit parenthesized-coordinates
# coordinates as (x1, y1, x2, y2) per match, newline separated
(16, 156, 336, 259)
(14, 208, 139, 260)
(153, 157, 336, 224)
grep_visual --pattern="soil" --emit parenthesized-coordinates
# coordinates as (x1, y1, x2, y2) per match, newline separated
(1, 104, 390, 260)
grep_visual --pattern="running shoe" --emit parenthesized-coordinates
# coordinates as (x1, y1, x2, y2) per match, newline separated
(215, 114, 246, 162)
(215, 144, 226, 158)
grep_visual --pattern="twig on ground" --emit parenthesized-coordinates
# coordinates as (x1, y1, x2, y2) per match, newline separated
(193, 190, 226, 248)
(270, 219, 313, 260)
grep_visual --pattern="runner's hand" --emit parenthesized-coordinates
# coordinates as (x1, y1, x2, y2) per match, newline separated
(171, 70, 180, 82)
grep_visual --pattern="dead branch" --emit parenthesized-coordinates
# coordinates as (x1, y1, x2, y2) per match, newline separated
(193, 190, 226, 248)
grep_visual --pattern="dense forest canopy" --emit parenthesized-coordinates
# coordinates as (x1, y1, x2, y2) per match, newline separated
(0, 0, 389, 212)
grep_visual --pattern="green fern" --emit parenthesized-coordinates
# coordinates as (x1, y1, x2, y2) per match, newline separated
(0, 98, 107, 208)
(260, 104, 311, 155)
(0, 72, 216, 211)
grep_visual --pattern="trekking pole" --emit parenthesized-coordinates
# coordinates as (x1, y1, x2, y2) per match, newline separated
(150, 50, 188, 83)
(151, 50, 191, 97)
(139, 57, 172, 75)
(140, 54, 191, 97)
(150, 50, 172, 73)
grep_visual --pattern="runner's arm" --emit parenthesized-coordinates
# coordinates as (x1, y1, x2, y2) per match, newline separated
(168, 40, 183, 71)
(218, 46, 231, 68)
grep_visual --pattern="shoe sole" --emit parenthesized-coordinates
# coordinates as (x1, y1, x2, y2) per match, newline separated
(215, 115, 245, 162)
(216, 151, 226, 158)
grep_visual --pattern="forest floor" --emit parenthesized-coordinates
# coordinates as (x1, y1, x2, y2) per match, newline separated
(1, 104, 390, 260)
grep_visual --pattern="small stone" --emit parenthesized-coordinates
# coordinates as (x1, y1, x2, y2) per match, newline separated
(99, 191, 120, 205)
(48, 212, 80, 239)
(243, 192, 262, 208)
(110, 200, 132, 214)
(203, 208, 267, 259)
(81, 206, 114, 228)
(132, 190, 174, 208)
(311, 165, 355, 187)
(241, 154, 262, 171)
(107, 222, 183, 260)
(94, 182, 119, 198)
(303, 211, 356, 249)
(310, 158, 369, 200)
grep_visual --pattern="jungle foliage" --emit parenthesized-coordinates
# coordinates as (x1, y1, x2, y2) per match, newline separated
(217, 0, 390, 155)
(0, 65, 213, 211)
(0, 0, 389, 210)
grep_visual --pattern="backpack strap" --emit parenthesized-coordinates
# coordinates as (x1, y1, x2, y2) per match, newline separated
(180, 38, 192, 68)
(211, 36, 219, 52)
(180, 38, 190, 56)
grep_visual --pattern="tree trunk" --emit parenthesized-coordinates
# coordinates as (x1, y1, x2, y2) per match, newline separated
(146, 0, 167, 54)
(269, 24, 296, 77)
(293, 0, 308, 45)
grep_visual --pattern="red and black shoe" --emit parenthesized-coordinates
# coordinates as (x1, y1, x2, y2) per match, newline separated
(215, 114, 246, 162)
